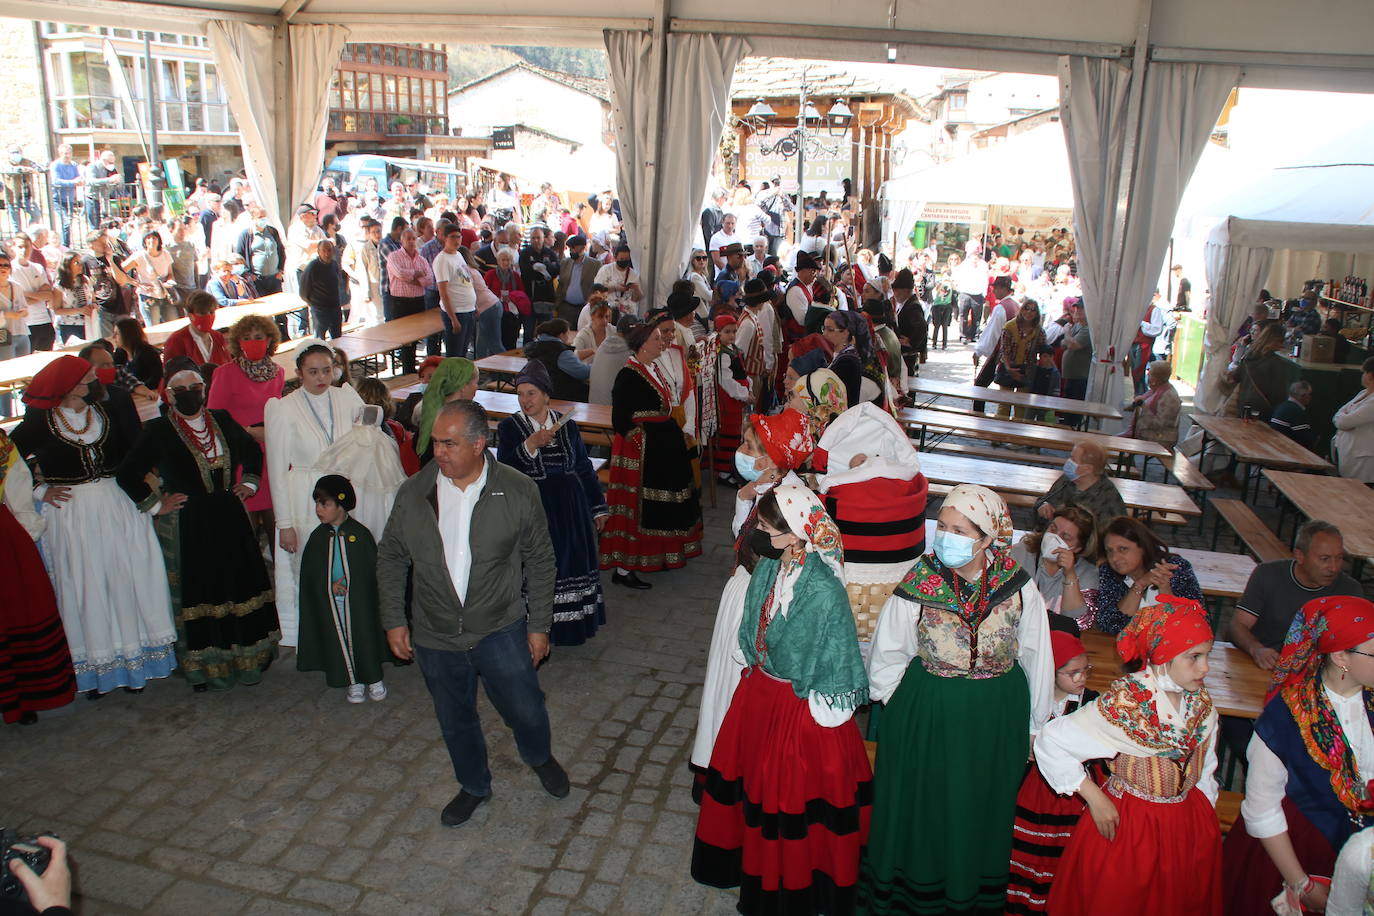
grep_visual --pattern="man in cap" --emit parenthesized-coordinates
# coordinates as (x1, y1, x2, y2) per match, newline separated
(785, 251, 824, 336)
(893, 268, 927, 379)
(715, 241, 749, 295)
(735, 278, 778, 409)
(555, 234, 598, 327)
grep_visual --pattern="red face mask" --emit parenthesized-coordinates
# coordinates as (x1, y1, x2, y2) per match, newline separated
(94, 367, 117, 385)
(240, 338, 269, 361)
(189, 313, 216, 333)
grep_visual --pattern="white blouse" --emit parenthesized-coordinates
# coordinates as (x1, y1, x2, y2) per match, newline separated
(1328, 825, 1374, 915)
(1241, 686, 1374, 839)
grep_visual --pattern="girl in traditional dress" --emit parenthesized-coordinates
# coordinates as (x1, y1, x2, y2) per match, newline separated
(264, 340, 364, 647)
(1222, 595, 1374, 915)
(599, 319, 703, 589)
(496, 360, 609, 646)
(295, 475, 394, 703)
(1006, 629, 1102, 914)
(699, 314, 752, 485)
(693, 485, 873, 916)
(206, 314, 285, 547)
(862, 484, 1053, 916)
(1036, 596, 1221, 915)
(11, 356, 178, 695)
(692, 409, 812, 772)
(0, 428, 75, 724)
(116, 358, 280, 691)
(816, 402, 928, 656)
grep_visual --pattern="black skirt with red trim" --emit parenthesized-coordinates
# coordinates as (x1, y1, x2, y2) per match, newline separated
(0, 505, 75, 723)
(693, 665, 873, 915)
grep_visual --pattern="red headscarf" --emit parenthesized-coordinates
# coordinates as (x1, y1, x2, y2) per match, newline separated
(1051, 630, 1087, 670)
(22, 356, 92, 408)
(1267, 595, 1374, 704)
(713, 314, 738, 332)
(750, 409, 813, 472)
(1116, 595, 1213, 667)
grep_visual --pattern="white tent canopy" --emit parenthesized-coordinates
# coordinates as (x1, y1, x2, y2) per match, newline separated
(1192, 125, 1374, 413)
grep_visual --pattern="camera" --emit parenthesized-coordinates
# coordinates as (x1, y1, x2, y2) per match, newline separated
(0, 828, 54, 904)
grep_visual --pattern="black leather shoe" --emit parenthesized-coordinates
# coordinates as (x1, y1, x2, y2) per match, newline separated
(533, 758, 570, 798)
(440, 790, 489, 827)
(18, 711, 37, 725)
(611, 571, 652, 590)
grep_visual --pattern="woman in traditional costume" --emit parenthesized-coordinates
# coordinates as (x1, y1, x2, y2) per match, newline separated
(823, 310, 886, 409)
(296, 474, 394, 703)
(206, 314, 285, 545)
(496, 360, 609, 647)
(692, 409, 812, 772)
(1222, 595, 1374, 915)
(816, 402, 928, 655)
(1036, 596, 1221, 915)
(862, 484, 1053, 915)
(116, 358, 279, 691)
(787, 366, 848, 451)
(1006, 628, 1102, 915)
(414, 357, 477, 465)
(11, 356, 178, 695)
(264, 340, 364, 647)
(693, 485, 872, 915)
(0, 428, 75, 724)
(700, 314, 752, 485)
(599, 319, 702, 589)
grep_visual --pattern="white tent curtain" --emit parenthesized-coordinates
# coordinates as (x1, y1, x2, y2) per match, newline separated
(604, 29, 655, 309)
(1195, 227, 1274, 414)
(653, 33, 749, 310)
(1058, 56, 1131, 398)
(288, 24, 350, 217)
(207, 21, 282, 227)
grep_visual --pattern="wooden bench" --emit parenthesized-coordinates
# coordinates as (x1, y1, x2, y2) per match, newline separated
(1169, 449, 1216, 492)
(929, 441, 1068, 469)
(927, 481, 1037, 509)
(1210, 498, 1291, 563)
(383, 373, 418, 391)
(1216, 790, 1243, 834)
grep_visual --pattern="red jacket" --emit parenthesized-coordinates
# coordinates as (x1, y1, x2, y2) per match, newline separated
(162, 326, 232, 367)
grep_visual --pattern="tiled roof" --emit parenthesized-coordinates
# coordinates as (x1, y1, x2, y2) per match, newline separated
(450, 61, 609, 101)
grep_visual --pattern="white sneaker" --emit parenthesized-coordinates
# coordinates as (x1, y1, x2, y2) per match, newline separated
(367, 681, 387, 702)
(346, 684, 366, 704)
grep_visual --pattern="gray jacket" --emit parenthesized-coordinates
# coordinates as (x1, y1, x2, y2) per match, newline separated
(377, 453, 555, 651)
(589, 332, 631, 406)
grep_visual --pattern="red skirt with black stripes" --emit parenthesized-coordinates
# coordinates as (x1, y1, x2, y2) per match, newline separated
(0, 505, 75, 723)
(692, 665, 873, 915)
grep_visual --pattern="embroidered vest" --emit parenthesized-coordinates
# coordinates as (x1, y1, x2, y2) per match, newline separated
(916, 588, 1024, 679)
(1108, 751, 1205, 804)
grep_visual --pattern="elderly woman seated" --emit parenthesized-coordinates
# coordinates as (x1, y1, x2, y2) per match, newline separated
(1124, 360, 1182, 450)
(1032, 439, 1126, 539)
(1087, 516, 1202, 635)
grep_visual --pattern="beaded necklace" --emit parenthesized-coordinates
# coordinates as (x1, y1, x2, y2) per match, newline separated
(172, 409, 216, 458)
(53, 404, 93, 437)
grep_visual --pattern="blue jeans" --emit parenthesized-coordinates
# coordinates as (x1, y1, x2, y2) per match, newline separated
(414, 619, 552, 797)
(440, 309, 476, 359)
(476, 306, 504, 358)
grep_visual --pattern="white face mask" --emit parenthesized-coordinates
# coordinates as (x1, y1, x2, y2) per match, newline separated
(1152, 664, 1189, 694)
(1040, 531, 1070, 560)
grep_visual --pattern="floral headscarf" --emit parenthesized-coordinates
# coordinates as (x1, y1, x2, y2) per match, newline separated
(416, 357, 476, 452)
(791, 368, 847, 439)
(772, 484, 845, 583)
(1267, 595, 1374, 816)
(750, 409, 813, 472)
(1116, 596, 1213, 667)
(941, 483, 1014, 550)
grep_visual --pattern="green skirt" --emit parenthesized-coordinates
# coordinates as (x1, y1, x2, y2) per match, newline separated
(859, 661, 1030, 916)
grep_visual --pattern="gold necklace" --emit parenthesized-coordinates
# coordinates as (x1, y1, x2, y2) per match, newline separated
(54, 404, 93, 436)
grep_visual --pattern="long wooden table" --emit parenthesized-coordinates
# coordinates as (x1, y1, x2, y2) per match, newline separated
(271, 309, 445, 374)
(1193, 414, 1333, 501)
(1082, 631, 1266, 719)
(909, 377, 1124, 424)
(390, 385, 616, 436)
(141, 292, 308, 346)
(901, 405, 1170, 462)
(1263, 469, 1374, 561)
(918, 451, 1200, 519)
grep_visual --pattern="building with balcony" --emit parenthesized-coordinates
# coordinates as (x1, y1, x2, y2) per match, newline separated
(326, 43, 454, 163)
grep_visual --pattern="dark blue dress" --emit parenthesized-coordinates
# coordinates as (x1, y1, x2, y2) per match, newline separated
(497, 411, 609, 646)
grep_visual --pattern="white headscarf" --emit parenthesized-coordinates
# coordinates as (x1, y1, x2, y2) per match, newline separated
(771, 485, 845, 585)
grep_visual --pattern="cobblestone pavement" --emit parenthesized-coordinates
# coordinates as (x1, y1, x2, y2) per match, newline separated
(0, 340, 1313, 914)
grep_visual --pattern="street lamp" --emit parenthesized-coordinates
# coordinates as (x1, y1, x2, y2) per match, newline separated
(827, 100, 854, 137)
(745, 98, 776, 136)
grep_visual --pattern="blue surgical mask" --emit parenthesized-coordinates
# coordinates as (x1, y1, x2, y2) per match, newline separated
(416, 382, 428, 394)
(734, 450, 763, 483)
(255, 218, 269, 231)
(933, 529, 979, 570)
(1062, 457, 1079, 480)
(231, 263, 247, 275)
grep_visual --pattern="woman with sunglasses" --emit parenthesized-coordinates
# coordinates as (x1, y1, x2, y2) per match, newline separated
(117, 356, 279, 691)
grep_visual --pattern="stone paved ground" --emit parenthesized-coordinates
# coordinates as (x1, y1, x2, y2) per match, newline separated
(4, 339, 1353, 914)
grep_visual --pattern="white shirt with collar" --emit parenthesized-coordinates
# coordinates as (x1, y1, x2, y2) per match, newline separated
(436, 460, 489, 605)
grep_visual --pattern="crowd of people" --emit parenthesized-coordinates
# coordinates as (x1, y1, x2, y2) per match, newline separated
(8, 161, 1374, 916)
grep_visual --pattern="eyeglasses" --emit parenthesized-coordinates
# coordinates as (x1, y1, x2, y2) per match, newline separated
(693, 256, 707, 261)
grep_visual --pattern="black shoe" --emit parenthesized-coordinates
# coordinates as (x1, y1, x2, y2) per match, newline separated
(193, 684, 209, 693)
(440, 790, 489, 827)
(122, 686, 144, 695)
(611, 571, 652, 590)
(533, 757, 571, 798)
(18, 711, 37, 725)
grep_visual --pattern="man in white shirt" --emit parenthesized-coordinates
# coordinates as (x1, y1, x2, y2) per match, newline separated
(9, 233, 57, 351)
(433, 224, 477, 358)
(954, 239, 990, 343)
(708, 214, 742, 270)
(593, 245, 643, 317)
(377, 400, 565, 829)
(971, 276, 1020, 414)
(784, 251, 821, 332)
(1130, 291, 1166, 395)
(285, 204, 324, 335)
(745, 237, 769, 277)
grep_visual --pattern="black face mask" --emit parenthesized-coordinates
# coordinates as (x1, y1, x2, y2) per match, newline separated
(172, 389, 204, 416)
(616, 259, 631, 269)
(82, 380, 105, 404)
(749, 527, 786, 561)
